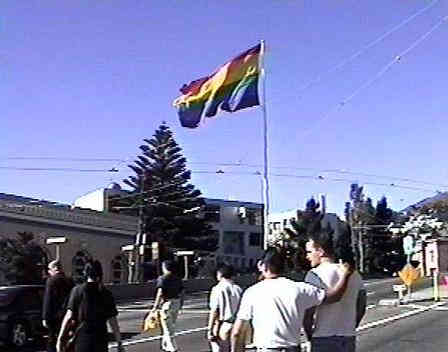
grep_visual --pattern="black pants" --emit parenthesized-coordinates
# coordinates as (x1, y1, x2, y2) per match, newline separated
(46, 321, 62, 352)
(75, 331, 108, 352)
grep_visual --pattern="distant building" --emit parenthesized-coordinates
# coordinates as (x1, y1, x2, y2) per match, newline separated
(202, 198, 264, 270)
(74, 188, 265, 271)
(268, 209, 347, 244)
(73, 182, 129, 212)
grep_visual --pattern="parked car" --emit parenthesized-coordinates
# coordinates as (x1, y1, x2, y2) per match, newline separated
(0, 285, 46, 347)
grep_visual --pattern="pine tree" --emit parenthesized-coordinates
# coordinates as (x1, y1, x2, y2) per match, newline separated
(119, 123, 216, 253)
(280, 197, 324, 271)
(375, 196, 393, 225)
(0, 232, 47, 284)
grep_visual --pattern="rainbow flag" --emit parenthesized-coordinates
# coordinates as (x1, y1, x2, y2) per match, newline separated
(173, 44, 261, 128)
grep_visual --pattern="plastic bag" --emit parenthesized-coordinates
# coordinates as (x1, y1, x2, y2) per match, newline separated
(142, 310, 162, 335)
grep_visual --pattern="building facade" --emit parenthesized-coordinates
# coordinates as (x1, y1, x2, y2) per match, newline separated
(0, 193, 137, 284)
(74, 188, 265, 271)
(268, 208, 347, 244)
(202, 198, 264, 270)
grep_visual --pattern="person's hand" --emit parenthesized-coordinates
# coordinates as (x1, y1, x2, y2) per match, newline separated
(42, 320, 48, 329)
(207, 330, 217, 342)
(339, 262, 354, 277)
(117, 342, 126, 352)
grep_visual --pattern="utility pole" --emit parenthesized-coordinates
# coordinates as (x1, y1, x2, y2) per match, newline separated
(134, 174, 147, 283)
(358, 222, 364, 274)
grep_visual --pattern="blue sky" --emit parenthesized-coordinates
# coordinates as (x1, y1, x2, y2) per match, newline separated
(1, 0, 447, 217)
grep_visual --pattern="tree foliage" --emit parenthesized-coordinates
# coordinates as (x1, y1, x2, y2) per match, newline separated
(273, 197, 324, 271)
(0, 232, 47, 284)
(114, 123, 217, 253)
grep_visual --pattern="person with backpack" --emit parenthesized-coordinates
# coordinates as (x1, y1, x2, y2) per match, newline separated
(56, 260, 125, 352)
(42, 260, 74, 352)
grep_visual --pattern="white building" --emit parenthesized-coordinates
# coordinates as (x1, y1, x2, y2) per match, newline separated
(268, 209, 347, 244)
(73, 188, 264, 270)
(73, 183, 129, 212)
(203, 198, 264, 270)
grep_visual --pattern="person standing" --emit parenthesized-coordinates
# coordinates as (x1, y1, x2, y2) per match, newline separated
(42, 260, 74, 352)
(56, 260, 124, 352)
(150, 260, 184, 352)
(207, 264, 243, 352)
(231, 248, 353, 352)
(304, 233, 366, 352)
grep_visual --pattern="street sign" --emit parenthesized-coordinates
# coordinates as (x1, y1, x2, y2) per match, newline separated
(403, 235, 414, 255)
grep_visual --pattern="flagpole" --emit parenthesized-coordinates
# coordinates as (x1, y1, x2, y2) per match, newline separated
(260, 40, 270, 250)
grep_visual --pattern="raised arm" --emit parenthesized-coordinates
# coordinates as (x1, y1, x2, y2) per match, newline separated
(322, 264, 353, 304)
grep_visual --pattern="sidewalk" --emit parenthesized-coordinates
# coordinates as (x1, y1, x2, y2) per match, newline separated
(378, 282, 448, 306)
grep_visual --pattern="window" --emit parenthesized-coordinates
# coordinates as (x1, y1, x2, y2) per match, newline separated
(247, 209, 257, 225)
(249, 233, 262, 247)
(111, 255, 125, 284)
(204, 205, 220, 222)
(222, 231, 245, 255)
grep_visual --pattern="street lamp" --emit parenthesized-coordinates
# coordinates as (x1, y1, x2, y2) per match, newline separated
(121, 244, 135, 284)
(175, 250, 194, 280)
(46, 237, 67, 260)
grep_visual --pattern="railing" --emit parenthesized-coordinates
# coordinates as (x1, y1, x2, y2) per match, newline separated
(0, 200, 137, 232)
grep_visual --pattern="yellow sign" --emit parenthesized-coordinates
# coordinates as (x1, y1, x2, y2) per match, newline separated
(398, 264, 421, 287)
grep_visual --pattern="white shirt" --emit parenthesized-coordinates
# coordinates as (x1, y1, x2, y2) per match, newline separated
(237, 277, 325, 348)
(209, 279, 242, 322)
(305, 262, 365, 337)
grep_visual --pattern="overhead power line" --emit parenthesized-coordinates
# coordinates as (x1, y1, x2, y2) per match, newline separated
(296, 0, 440, 97)
(191, 169, 442, 193)
(300, 14, 448, 138)
(1, 157, 447, 189)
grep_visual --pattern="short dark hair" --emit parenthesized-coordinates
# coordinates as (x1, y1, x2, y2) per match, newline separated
(309, 230, 335, 257)
(162, 260, 176, 273)
(83, 260, 103, 281)
(217, 263, 234, 279)
(260, 248, 284, 274)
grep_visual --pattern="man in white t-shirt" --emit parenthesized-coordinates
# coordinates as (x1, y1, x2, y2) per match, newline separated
(230, 248, 353, 352)
(207, 264, 243, 352)
(304, 234, 366, 352)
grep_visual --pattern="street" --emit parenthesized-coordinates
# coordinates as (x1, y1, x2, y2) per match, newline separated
(1, 277, 443, 352)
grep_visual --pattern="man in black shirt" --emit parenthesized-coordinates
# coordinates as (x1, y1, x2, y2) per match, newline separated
(42, 260, 74, 352)
(150, 260, 184, 352)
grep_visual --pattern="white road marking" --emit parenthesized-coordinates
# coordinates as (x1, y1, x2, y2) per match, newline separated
(367, 291, 375, 296)
(357, 301, 446, 331)
(112, 287, 442, 350)
(108, 326, 208, 349)
(364, 278, 400, 286)
(366, 304, 376, 310)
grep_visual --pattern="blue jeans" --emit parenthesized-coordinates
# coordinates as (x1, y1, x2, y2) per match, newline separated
(311, 336, 356, 352)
